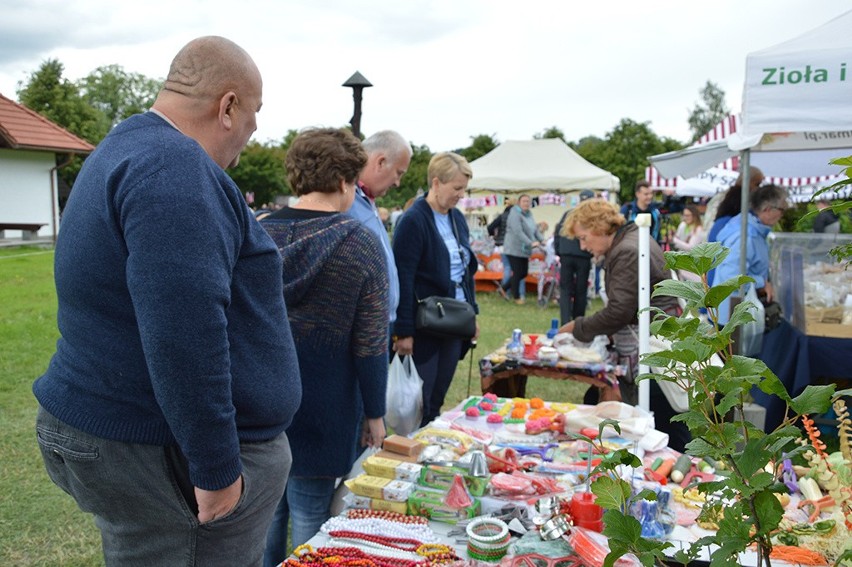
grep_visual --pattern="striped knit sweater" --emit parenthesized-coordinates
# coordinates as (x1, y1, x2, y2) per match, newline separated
(262, 209, 389, 477)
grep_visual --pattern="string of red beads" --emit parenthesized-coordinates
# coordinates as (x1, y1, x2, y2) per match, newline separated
(327, 530, 423, 552)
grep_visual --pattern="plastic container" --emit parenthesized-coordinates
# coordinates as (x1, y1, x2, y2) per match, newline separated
(546, 318, 560, 339)
(769, 232, 852, 337)
(570, 491, 603, 532)
(507, 328, 523, 360)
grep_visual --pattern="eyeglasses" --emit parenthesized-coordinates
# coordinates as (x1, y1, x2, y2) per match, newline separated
(770, 206, 787, 212)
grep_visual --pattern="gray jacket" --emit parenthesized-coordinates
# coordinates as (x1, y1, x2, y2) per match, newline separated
(503, 205, 544, 258)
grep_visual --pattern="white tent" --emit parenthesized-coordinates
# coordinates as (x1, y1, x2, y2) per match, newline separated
(646, 164, 846, 201)
(468, 139, 619, 193)
(647, 10, 852, 274)
(742, 9, 852, 136)
(465, 138, 620, 231)
(649, 10, 852, 181)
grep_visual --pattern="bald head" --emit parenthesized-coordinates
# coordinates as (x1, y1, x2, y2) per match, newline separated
(154, 36, 263, 169)
(163, 36, 259, 100)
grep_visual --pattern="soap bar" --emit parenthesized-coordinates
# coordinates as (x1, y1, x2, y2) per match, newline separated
(363, 455, 422, 482)
(344, 474, 414, 502)
(382, 434, 424, 457)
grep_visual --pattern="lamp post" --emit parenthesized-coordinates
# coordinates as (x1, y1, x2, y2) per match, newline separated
(343, 71, 372, 138)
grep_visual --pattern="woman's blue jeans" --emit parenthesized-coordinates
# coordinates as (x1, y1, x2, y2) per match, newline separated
(263, 476, 336, 567)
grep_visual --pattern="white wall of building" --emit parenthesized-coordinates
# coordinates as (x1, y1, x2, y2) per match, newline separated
(0, 149, 59, 239)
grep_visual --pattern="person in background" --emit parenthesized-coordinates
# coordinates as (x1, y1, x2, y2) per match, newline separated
(813, 199, 840, 233)
(671, 205, 706, 283)
(706, 167, 765, 286)
(621, 180, 662, 244)
(555, 190, 595, 325)
(347, 130, 412, 326)
(393, 152, 479, 426)
(502, 194, 544, 304)
(33, 36, 301, 566)
(704, 166, 764, 235)
(261, 128, 388, 566)
(557, 199, 689, 451)
(389, 205, 404, 232)
(487, 197, 516, 300)
(378, 206, 391, 231)
(713, 184, 788, 325)
(660, 188, 685, 215)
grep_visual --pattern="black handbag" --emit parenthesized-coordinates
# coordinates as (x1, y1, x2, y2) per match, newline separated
(763, 300, 783, 332)
(414, 213, 476, 340)
(416, 295, 476, 339)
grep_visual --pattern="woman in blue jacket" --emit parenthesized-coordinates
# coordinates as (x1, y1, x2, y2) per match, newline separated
(392, 152, 479, 426)
(713, 184, 787, 324)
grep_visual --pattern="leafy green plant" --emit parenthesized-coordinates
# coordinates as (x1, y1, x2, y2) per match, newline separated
(587, 242, 841, 567)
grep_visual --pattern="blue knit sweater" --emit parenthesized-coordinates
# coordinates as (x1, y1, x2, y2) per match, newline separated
(33, 112, 301, 491)
(262, 210, 389, 477)
(392, 196, 479, 338)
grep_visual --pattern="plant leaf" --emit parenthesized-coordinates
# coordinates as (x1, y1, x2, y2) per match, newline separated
(591, 476, 630, 510)
(790, 384, 836, 416)
(753, 489, 784, 535)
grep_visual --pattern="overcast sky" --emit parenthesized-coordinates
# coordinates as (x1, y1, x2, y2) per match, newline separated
(0, 0, 849, 151)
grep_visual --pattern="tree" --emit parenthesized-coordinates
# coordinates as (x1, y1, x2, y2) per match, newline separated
(17, 59, 108, 144)
(687, 80, 730, 143)
(228, 140, 289, 207)
(590, 119, 683, 203)
(457, 134, 498, 163)
(77, 65, 161, 129)
(571, 135, 608, 171)
(534, 126, 566, 142)
(17, 59, 110, 187)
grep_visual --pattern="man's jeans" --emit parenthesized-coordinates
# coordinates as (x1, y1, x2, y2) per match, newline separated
(36, 406, 291, 567)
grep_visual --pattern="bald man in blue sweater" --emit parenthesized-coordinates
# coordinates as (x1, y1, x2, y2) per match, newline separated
(33, 37, 301, 567)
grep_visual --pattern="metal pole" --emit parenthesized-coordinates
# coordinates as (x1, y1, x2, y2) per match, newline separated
(739, 151, 751, 277)
(635, 213, 651, 411)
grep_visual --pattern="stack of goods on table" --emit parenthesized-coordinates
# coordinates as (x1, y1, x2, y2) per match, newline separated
(479, 331, 622, 386)
(286, 396, 852, 567)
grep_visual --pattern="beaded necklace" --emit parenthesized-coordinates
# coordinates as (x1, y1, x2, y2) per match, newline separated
(346, 509, 429, 525)
(327, 530, 422, 552)
(289, 544, 421, 567)
(321, 517, 438, 543)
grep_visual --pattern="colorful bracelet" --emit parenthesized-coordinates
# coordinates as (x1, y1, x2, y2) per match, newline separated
(466, 517, 509, 543)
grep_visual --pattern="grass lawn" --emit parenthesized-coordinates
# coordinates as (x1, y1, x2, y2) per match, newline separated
(0, 246, 594, 565)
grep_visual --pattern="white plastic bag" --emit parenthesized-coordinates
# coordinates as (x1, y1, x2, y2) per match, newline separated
(737, 284, 765, 357)
(385, 354, 423, 436)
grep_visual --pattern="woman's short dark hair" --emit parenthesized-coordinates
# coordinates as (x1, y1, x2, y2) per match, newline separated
(750, 183, 787, 212)
(285, 128, 367, 196)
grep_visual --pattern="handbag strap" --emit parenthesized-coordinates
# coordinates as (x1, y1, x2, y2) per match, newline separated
(414, 211, 471, 305)
(449, 212, 472, 301)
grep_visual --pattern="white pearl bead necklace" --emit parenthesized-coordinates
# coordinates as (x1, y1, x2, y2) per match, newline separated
(320, 516, 439, 543)
(323, 540, 422, 562)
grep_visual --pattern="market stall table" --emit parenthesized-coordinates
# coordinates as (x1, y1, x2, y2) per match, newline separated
(478, 352, 618, 400)
(281, 397, 845, 567)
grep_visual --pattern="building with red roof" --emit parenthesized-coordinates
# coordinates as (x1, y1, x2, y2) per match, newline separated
(0, 93, 95, 242)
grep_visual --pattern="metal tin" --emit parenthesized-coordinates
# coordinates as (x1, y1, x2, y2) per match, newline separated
(539, 514, 570, 541)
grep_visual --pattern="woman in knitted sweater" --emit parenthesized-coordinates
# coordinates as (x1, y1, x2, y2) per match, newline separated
(261, 128, 389, 566)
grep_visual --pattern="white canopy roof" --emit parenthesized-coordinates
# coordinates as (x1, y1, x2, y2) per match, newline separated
(649, 10, 852, 182)
(742, 9, 852, 136)
(468, 138, 619, 193)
